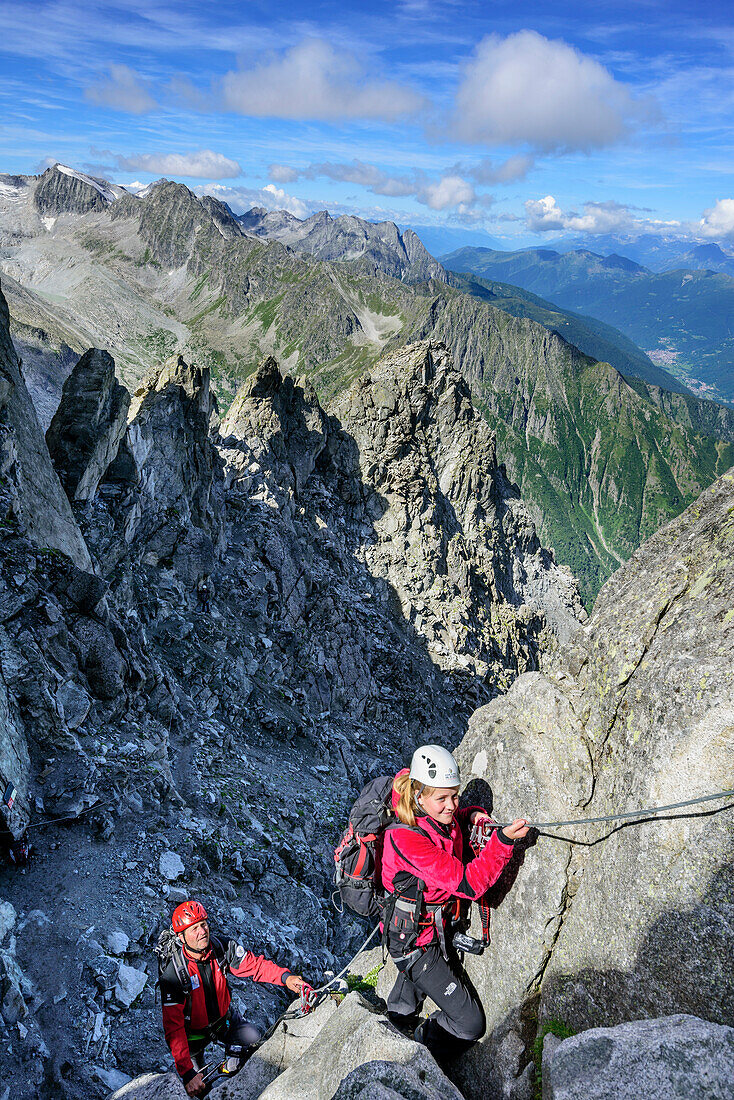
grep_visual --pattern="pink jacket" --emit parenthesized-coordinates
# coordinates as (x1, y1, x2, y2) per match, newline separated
(380, 769, 515, 947)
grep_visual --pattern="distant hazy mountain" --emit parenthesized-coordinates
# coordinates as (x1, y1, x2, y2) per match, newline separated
(444, 245, 734, 403)
(2, 165, 734, 605)
(540, 233, 734, 274)
(659, 242, 734, 278)
(239, 206, 444, 283)
(400, 223, 505, 258)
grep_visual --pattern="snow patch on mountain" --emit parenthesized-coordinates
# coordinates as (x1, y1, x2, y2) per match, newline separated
(55, 164, 122, 204)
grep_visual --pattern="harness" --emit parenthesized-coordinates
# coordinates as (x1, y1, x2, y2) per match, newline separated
(383, 817, 496, 961)
(381, 823, 461, 961)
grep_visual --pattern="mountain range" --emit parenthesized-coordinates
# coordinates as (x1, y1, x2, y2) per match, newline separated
(238, 206, 444, 283)
(2, 164, 734, 604)
(443, 245, 734, 403)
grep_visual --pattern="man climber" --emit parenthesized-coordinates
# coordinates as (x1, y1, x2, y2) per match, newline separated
(159, 899, 306, 1096)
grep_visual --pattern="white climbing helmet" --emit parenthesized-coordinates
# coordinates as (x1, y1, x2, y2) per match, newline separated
(409, 745, 460, 788)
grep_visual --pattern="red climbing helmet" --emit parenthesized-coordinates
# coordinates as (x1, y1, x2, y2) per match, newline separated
(172, 899, 208, 934)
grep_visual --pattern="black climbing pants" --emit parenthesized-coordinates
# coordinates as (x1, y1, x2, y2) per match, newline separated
(188, 1012, 260, 1070)
(387, 942, 485, 1057)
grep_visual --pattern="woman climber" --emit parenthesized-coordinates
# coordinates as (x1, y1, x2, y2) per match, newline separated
(380, 744, 528, 1064)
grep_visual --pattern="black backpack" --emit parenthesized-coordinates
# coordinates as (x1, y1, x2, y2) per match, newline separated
(333, 775, 395, 919)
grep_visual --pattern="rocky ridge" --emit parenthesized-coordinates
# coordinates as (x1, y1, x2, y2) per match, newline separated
(2, 169, 733, 603)
(237, 207, 444, 283)
(0, 275, 578, 1098)
(446, 464, 734, 1099)
(3, 171, 734, 604)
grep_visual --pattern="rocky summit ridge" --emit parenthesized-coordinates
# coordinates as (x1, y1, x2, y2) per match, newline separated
(0, 277, 581, 1099)
(237, 206, 445, 284)
(2, 167, 734, 604)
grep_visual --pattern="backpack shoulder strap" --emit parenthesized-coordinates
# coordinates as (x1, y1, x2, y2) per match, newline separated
(173, 944, 194, 1024)
(385, 821, 433, 841)
(209, 935, 229, 975)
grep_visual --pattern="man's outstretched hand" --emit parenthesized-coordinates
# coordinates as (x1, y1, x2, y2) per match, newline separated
(284, 974, 306, 994)
(185, 1072, 206, 1097)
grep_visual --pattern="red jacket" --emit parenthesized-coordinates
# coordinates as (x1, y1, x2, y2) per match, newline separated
(381, 769, 515, 948)
(160, 936, 291, 1082)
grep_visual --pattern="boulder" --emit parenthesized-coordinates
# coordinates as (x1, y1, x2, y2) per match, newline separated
(108, 1072, 187, 1100)
(545, 1015, 734, 1100)
(104, 929, 130, 957)
(159, 851, 185, 881)
(216, 995, 339, 1099)
(114, 963, 148, 1007)
(46, 347, 130, 501)
(0, 661, 31, 836)
(251, 992, 464, 1100)
(0, 900, 16, 945)
(55, 680, 92, 729)
(0, 947, 29, 1025)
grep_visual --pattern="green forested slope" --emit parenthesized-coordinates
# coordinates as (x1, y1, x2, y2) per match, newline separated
(444, 245, 734, 403)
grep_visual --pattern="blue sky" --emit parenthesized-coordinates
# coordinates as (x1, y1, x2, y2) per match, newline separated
(2, 0, 734, 246)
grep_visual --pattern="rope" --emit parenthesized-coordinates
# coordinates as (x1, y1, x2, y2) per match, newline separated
(244, 922, 382, 1054)
(486, 789, 734, 831)
(309, 923, 380, 996)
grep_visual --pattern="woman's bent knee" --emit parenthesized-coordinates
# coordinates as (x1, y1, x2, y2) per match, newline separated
(448, 996, 485, 1042)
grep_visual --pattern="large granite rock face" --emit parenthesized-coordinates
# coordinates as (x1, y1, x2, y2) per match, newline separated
(332, 341, 584, 673)
(108, 996, 463, 1100)
(544, 1015, 734, 1100)
(452, 467, 734, 1099)
(0, 283, 91, 569)
(96, 354, 224, 581)
(108, 1073, 186, 1100)
(46, 347, 130, 501)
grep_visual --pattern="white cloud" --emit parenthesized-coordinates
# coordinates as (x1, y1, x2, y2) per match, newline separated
(268, 159, 482, 211)
(269, 164, 301, 184)
(453, 31, 646, 152)
(459, 155, 535, 185)
(220, 38, 425, 122)
(108, 150, 242, 179)
(198, 183, 310, 220)
(34, 155, 60, 172)
(525, 195, 567, 231)
(262, 184, 311, 218)
(419, 174, 475, 211)
(699, 199, 734, 239)
(85, 64, 157, 114)
(525, 195, 638, 234)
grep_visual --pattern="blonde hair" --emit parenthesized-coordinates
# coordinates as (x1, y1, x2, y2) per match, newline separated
(393, 772, 437, 828)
